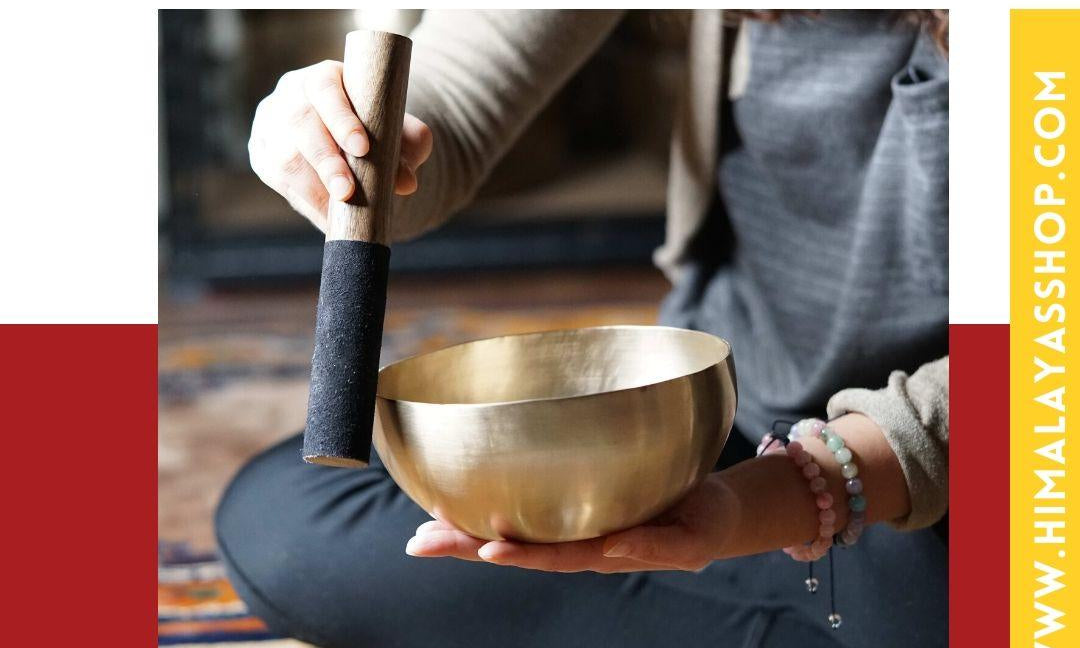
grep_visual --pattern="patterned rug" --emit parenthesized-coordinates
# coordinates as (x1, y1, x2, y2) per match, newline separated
(159, 543, 308, 646)
(158, 269, 666, 645)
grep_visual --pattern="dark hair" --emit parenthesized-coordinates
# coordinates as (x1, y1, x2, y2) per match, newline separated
(725, 9, 949, 55)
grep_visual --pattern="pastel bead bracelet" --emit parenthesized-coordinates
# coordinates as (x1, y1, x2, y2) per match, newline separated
(757, 435, 835, 562)
(760, 419, 851, 630)
(791, 418, 867, 548)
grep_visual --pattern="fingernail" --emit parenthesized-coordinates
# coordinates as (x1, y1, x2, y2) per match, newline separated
(346, 131, 367, 157)
(329, 175, 352, 200)
(603, 542, 630, 558)
(405, 536, 428, 556)
(415, 521, 440, 536)
(477, 544, 500, 562)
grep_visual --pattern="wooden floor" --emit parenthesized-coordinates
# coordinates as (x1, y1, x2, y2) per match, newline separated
(159, 266, 670, 551)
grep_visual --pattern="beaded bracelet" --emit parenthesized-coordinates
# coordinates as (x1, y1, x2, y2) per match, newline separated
(760, 420, 845, 630)
(792, 418, 867, 547)
(757, 435, 835, 562)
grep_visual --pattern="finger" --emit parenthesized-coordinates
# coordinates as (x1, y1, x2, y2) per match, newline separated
(601, 525, 708, 571)
(477, 539, 602, 572)
(405, 530, 486, 561)
(304, 60, 369, 158)
(289, 103, 355, 202)
(250, 145, 326, 234)
(477, 539, 677, 573)
(284, 187, 329, 233)
(415, 519, 457, 536)
(400, 113, 433, 168)
(395, 161, 418, 195)
(478, 538, 602, 572)
(264, 150, 329, 232)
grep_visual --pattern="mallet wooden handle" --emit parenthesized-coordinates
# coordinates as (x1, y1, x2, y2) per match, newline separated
(304, 30, 412, 468)
(328, 31, 412, 244)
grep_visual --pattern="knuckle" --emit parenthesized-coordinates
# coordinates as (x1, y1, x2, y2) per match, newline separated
(329, 108, 361, 130)
(306, 65, 342, 94)
(252, 97, 270, 121)
(311, 188, 329, 214)
(309, 144, 342, 170)
(280, 151, 308, 177)
(276, 70, 298, 91)
(633, 541, 659, 562)
(288, 104, 316, 129)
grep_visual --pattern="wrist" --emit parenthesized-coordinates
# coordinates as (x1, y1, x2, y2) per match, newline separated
(705, 472, 744, 560)
(822, 412, 910, 524)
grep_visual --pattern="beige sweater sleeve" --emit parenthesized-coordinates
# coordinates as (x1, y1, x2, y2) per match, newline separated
(389, 10, 624, 241)
(827, 357, 950, 531)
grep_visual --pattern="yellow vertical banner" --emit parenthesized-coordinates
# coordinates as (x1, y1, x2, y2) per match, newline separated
(1012, 10, 1080, 648)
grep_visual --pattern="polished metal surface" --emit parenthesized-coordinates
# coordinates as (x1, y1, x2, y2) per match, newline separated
(374, 325, 737, 543)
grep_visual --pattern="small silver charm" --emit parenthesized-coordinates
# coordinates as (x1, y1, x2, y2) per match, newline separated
(804, 577, 819, 593)
(828, 613, 842, 629)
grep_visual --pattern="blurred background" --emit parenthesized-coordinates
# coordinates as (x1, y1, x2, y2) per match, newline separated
(159, 9, 682, 644)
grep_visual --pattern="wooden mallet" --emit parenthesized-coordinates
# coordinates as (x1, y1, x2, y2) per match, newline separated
(303, 30, 412, 468)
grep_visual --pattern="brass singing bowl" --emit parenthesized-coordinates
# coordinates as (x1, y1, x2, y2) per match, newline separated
(373, 325, 737, 543)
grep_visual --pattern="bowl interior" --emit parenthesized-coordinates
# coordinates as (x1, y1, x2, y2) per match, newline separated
(378, 325, 730, 405)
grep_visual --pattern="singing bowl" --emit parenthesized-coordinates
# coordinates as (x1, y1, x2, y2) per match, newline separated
(372, 325, 737, 543)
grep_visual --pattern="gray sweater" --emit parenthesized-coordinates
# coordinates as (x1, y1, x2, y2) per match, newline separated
(391, 10, 949, 531)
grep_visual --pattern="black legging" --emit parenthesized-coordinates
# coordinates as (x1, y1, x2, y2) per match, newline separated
(215, 431, 946, 648)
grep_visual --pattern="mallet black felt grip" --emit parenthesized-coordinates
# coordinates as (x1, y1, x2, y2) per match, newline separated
(304, 239, 391, 467)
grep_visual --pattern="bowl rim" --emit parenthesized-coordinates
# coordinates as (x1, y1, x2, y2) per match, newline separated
(377, 324, 733, 408)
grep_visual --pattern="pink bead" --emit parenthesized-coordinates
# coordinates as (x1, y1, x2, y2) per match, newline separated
(777, 425, 846, 563)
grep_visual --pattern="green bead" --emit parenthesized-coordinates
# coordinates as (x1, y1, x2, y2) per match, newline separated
(826, 435, 845, 452)
(835, 447, 853, 464)
(841, 462, 859, 479)
(849, 495, 867, 512)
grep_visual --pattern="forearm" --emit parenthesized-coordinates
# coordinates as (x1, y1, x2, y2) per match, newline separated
(712, 413, 910, 559)
(389, 10, 623, 241)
